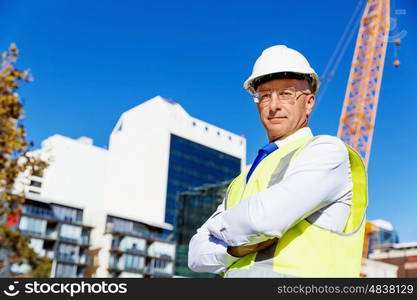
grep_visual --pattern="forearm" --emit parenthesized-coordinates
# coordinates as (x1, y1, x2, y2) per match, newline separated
(227, 237, 278, 257)
(188, 202, 239, 274)
(188, 229, 239, 274)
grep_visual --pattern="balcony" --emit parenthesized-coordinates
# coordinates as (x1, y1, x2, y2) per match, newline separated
(111, 245, 147, 256)
(56, 252, 78, 263)
(106, 224, 166, 242)
(20, 228, 59, 242)
(125, 247, 147, 255)
(55, 253, 89, 265)
(108, 257, 146, 274)
(58, 235, 90, 246)
(20, 229, 47, 239)
(56, 215, 82, 224)
(108, 262, 126, 272)
(59, 235, 80, 244)
(144, 266, 172, 277)
(23, 205, 54, 219)
(147, 253, 174, 261)
(124, 266, 144, 274)
(23, 205, 83, 225)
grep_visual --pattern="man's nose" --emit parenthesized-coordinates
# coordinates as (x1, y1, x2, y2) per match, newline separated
(268, 92, 283, 112)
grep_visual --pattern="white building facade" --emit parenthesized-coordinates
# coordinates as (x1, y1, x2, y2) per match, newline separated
(22, 96, 246, 277)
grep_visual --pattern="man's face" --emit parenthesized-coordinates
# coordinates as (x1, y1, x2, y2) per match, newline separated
(256, 78, 315, 142)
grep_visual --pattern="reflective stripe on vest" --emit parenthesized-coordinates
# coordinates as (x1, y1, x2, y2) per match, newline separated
(223, 136, 368, 278)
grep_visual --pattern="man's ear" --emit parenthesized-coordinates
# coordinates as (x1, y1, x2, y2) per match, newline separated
(305, 94, 315, 115)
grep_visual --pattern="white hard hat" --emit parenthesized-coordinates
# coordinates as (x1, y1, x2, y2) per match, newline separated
(243, 45, 320, 95)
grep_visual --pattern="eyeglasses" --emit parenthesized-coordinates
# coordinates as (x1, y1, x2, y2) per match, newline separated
(252, 87, 311, 104)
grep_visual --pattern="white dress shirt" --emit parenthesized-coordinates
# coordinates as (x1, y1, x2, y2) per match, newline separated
(188, 127, 353, 274)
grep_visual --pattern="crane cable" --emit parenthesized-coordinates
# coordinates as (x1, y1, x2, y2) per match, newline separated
(312, 0, 366, 114)
(392, 0, 401, 67)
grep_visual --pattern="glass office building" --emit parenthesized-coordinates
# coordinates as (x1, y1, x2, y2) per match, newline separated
(175, 181, 231, 277)
(165, 134, 241, 236)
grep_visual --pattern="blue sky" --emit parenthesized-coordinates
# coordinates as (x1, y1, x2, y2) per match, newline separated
(1, 0, 416, 242)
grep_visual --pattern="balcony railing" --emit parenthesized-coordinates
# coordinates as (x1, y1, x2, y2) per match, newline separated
(23, 205, 82, 224)
(147, 253, 174, 261)
(56, 252, 78, 263)
(144, 266, 173, 277)
(107, 224, 166, 241)
(124, 266, 144, 274)
(58, 235, 90, 246)
(59, 236, 80, 244)
(55, 253, 89, 265)
(19, 229, 47, 238)
(126, 247, 147, 255)
(23, 206, 54, 219)
(111, 245, 147, 255)
(20, 229, 59, 241)
(110, 243, 173, 260)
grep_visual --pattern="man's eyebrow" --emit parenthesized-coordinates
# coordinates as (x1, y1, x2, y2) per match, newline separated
(257, 87, 295, 91)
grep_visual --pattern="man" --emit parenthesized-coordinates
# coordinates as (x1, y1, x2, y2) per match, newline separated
(188, 45, 368, 277)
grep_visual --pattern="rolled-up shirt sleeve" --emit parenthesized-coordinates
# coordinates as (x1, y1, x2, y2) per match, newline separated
(206, 136, 351, 247)
(188, 201, 240, 274)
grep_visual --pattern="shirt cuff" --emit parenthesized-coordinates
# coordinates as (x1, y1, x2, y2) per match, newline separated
(206, 212, 231, 244)
(189, 235, 239, 273)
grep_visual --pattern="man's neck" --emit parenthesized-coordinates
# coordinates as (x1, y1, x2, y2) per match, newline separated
(272, 127, 313, 148)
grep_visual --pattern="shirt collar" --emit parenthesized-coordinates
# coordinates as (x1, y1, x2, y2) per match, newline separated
(273, 127, 313, 148)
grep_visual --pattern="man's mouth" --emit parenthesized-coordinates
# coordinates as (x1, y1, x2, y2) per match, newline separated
(268, 116, 287, 120)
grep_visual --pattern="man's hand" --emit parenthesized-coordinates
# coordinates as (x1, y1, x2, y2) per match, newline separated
(227, 237, 278, 257)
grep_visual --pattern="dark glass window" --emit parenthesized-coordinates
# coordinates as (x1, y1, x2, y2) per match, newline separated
(51, 204, 83, 224)
(30, 180, 42, 188)
(165, 134, 241, 235)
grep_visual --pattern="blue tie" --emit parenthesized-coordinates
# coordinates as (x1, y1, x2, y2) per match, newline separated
(246, 142, 279, 183)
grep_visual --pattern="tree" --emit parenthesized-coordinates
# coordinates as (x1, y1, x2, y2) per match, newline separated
(0, 43, 51, 277)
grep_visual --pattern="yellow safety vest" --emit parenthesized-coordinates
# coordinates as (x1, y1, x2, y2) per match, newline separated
(223, 136, 368, 277)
